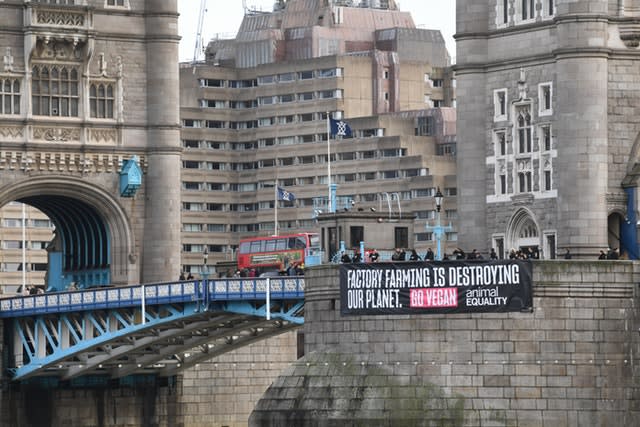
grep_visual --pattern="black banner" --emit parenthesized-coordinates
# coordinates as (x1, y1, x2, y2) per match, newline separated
(340, 260, 533, 315)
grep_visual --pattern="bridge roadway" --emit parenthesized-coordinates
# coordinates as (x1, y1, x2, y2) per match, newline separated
(0, 277, 304, 385)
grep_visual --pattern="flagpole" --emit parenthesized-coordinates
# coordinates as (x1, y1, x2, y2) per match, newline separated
(274, 185, 278, 236)
(326, 112, 332, 213)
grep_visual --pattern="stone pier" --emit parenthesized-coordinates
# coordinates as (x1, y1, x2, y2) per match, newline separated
(250, 262, 640, 426)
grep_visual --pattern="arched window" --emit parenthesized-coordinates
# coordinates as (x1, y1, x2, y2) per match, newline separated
(0, 79, 20, 115)
(90, 83, 115, 118)
(32, 65, 79, 117)
(517, 109, 532, 153)
(520, 220, 538, 238)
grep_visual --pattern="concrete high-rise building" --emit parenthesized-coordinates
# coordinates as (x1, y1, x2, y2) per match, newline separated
(456, 0, 640, 259)
(179, 0, 457, 273)
(0, 203, 53, 294)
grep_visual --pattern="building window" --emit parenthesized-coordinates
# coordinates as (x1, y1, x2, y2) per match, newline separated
(545, 233, 557, 259)
(522, 0, 535, 20)
(540, 125, 552, 151)
(183, 182, 201, 191)
(492, 237, 505, 259)
(538, 83, 553, 116)
(280, 94, 295, 103)
(503, 0, 509, 23)
(202, 99, 226, 108)
(32, 65, 79, 117)
(516, 110, 532, 153)
(499, 174, 507, 194)
(2, 241, 22, 249)
(318, 68, 340, 78)
(1, 79, 20, 115)
(183, 202, 204, 211)
(298, 70, 313, 80)
(183, 223, 203, 232)
(319, 90, 335, 99)
(32, 219, 53, 228)
(417, 116, 434, 136)
(350, 226, 364, 248)
(34, 0, 76, 3)
(395, 227, 409, 249)
(546, 0, 555, 16)
(494, 130, 507, 156)
(518, 170, 532, 192)
(89, 83, 114, 118)
(200, 78, 224, 87)
(298, 92, 314, 101)
(106, 0, 126, 6)
(278, 72, 295, 82)
(416, 232, 434, 242)
(3, 218, 23, 227)
(183, 119, 201, 128)
(544, 169, 552, 191)
(494, 89, 507, 121)
(257, 75, 276, 85)
(183, 140, 200, 149)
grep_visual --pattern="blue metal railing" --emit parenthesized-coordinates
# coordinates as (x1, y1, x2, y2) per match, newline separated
(0, 277, 305, 318)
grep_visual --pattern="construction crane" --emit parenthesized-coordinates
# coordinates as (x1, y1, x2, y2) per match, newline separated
(192, 0, 207, 62)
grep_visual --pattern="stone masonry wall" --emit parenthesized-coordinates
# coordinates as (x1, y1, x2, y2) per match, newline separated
(250, 262, 640, 426)
(0, 331, 297, 427)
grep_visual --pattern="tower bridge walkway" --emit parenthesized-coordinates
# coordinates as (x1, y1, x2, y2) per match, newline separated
(0, 277, 304, 385)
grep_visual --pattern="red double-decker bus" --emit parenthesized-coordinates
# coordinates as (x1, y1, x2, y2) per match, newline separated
(237, 233, 322, 274)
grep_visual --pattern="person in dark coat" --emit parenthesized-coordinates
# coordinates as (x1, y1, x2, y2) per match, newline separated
(425, 248, 435, 261)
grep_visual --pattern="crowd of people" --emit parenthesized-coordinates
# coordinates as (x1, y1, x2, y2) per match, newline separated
(339, 245, 628, 263)
(339, 246, 496, 263)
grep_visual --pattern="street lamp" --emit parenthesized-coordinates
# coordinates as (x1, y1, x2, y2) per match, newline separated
(434, 188, 443, 213)
(202, 246, 209, 282)
(425, 187, 451, 261)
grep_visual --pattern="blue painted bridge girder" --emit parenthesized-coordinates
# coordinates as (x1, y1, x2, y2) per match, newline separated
(0, 277, 304, 382)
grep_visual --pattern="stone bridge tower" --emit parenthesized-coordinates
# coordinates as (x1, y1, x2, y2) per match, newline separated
(456, 0, 640, 259)
(0, 0, 181, 287)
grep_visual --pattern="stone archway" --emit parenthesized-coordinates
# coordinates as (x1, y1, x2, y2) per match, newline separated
(506, 208, 541, 257)
(0, 175, 136, 287)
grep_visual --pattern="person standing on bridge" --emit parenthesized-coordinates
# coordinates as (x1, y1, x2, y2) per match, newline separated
(424, 248, 435, 261)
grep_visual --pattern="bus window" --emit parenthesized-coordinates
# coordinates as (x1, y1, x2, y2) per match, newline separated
(292, 237, 306, 249)
(275, 239, 287, 250)
(265, 239, 276, 252)
(250, 240, 263, 253)
(239, 241, 251, 254)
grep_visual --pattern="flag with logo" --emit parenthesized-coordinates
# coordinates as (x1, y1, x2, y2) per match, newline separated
(277, 186, 296, 202)
(329, 117, 353, 138)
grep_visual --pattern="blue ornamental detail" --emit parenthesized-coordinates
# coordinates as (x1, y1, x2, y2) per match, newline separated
(119, 155, 142, 197)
